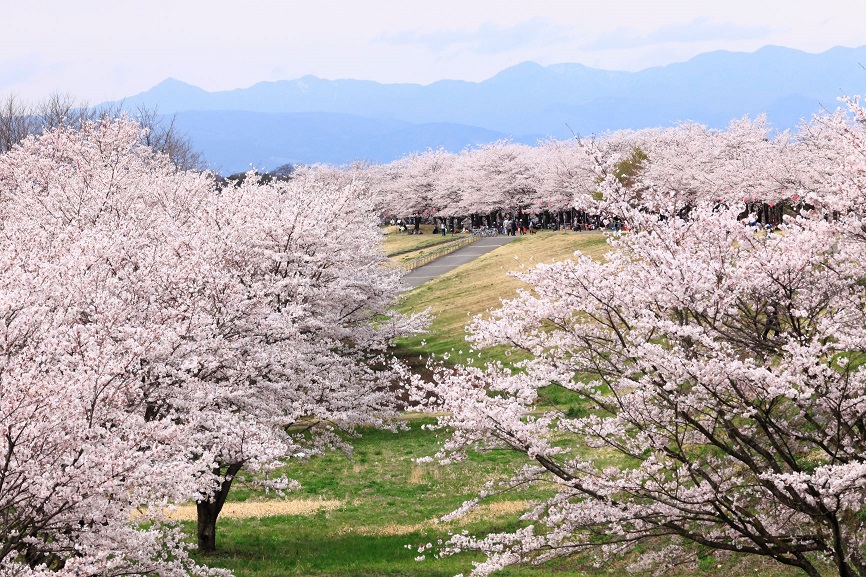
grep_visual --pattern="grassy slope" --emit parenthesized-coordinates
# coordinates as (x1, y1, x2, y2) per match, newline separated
(394, 231, 610, 364)
(382, 224, 464, 265)
(194, 422, 794, 577)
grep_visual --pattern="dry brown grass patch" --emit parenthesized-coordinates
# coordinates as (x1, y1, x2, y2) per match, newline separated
(407, 464, 442, 484)
(157, 499, 343, 521)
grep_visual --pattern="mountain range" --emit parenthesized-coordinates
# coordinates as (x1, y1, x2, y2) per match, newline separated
(119, 45, 866, 174)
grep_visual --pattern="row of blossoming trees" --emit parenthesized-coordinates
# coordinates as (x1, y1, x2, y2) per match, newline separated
(360, 111, 833, 229)
(0, 118, 427, 576)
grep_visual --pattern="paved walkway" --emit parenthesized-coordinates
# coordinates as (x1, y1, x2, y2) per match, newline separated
(402, 235, 518, 289)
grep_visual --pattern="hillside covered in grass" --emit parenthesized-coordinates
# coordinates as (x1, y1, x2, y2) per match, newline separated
(394, 230, 610, 363)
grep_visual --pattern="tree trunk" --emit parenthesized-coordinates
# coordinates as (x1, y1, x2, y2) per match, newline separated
(196, 500, 219, 553)
(196, 462, 243, 553)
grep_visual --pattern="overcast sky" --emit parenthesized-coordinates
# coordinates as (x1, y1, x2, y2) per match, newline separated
(2, 0, 864, 103)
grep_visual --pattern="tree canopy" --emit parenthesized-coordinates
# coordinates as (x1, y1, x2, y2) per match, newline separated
(0, 117, 424, 574)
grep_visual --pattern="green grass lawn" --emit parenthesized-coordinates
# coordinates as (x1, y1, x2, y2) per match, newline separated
(191, 421, 565, 577)
(382, 224, 461, 262)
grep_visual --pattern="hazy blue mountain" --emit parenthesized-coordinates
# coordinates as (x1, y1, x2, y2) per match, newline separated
(171, 110, 524, 175)
(118, 45, 866, 173)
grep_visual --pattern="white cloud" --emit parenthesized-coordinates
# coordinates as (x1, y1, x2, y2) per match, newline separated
(378, 18, 571, 54)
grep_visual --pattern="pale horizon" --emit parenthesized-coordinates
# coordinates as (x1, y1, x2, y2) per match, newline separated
(3, 0, 865, 104)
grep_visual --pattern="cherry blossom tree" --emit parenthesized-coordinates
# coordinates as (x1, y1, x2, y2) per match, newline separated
(451, 141, 539, 221)
(0, 118, 220, 576)
(0, 115, 427, 575)
(374, 149, 455, 221)
(625, 118, 795, 222)
(534, 137, 598, 212)
(415, 99, 866, 577)
(185, 166, 426, 551)
(0, 92, 203, 170)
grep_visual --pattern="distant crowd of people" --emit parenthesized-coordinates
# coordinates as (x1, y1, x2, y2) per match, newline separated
(390, 214, 628, 235)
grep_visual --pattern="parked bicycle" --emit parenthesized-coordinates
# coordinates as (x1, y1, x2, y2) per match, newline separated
(471, 226, 499, 237)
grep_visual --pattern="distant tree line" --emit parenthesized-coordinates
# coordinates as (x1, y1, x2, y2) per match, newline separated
(358, 117, 812, 232)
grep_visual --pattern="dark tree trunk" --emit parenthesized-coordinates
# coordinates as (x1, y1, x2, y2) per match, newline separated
(196, 462, 243, 553)
(196, 500, 219, 553)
